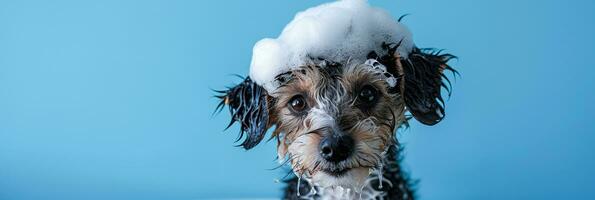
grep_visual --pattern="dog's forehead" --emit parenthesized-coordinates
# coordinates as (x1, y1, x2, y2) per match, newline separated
(272, 59, 395, 93)
(276, 65, 340, 84)
(275, 59, 396, 84)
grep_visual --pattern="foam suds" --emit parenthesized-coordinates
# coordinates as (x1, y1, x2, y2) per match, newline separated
(249, 0, 414, 91)
(364, 59, 398, 88)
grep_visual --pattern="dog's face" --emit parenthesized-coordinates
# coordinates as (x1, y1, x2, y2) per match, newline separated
(272, 62, 405, 188)
(216, 48, 455, 189)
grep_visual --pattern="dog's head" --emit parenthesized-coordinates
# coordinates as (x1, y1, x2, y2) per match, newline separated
(215, 46, 455, 189)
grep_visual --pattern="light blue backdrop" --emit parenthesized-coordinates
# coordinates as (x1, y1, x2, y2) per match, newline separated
(1, 0, 594, 199)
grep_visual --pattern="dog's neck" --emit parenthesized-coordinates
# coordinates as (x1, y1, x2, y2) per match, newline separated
(283, 145, 415, 200)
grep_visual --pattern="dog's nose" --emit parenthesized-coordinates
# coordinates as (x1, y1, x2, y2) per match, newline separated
(319, 134, 354, 163)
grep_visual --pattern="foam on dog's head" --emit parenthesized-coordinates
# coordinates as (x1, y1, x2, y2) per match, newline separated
(249, 0, 414, 91)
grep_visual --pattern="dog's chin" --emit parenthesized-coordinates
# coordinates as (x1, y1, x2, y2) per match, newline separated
(310, 167, 370, 190)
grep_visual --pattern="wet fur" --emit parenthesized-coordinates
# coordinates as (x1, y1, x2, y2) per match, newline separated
(283, 145, 415, 200)
(272, 61, 404, 179)
(216, 46, 456, 199)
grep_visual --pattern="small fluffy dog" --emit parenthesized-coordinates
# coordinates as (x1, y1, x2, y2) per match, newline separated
(214, 1, 457, 199)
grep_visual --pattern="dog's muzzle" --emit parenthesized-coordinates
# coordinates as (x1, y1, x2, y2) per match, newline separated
(319, 134, 354, 163)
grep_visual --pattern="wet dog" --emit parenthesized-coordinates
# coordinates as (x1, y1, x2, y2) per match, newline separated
(215, 44, 457, 199)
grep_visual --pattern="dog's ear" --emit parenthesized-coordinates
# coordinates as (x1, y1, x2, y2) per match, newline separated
(215, 77, 275, 149)
(400, 48, 457, 125)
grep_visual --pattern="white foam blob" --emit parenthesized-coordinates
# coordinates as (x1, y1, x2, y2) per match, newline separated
(249, 0, 414, 91)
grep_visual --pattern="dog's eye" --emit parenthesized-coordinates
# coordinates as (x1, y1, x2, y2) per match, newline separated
(358, 85, 379, 107)
(288, 95, 308, 114)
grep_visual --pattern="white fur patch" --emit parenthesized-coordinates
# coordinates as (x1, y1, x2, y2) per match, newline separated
(297, 167, 391, 200)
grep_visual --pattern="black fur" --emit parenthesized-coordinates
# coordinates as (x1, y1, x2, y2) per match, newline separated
(401, 48, 457, 125)
(215, 77, 271, 149)
(372, 44, 457, 126)
(282, 145, 416, 200)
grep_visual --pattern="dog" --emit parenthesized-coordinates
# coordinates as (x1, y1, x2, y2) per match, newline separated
(214, 1, 457, 199)
(215, 45, 456, 200)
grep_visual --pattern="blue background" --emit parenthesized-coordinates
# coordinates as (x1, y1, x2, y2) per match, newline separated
(1, 0, 594, 199)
